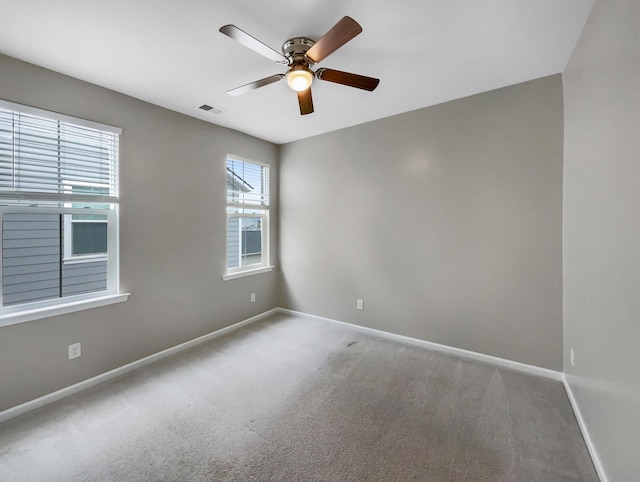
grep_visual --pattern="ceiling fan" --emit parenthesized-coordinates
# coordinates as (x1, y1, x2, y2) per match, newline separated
(219, 16, 380, 115)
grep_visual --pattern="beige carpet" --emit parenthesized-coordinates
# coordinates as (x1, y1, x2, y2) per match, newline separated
(0, 313, 598, 481)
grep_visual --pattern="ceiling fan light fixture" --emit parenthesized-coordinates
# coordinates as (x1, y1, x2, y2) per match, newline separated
(286, 65, 314, 92)
(219, 17, 378, 116)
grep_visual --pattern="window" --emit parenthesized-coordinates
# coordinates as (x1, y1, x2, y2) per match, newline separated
(0, 99, 123, 321)
(225, 155, 271, 279)
(63, 185, 109, 260)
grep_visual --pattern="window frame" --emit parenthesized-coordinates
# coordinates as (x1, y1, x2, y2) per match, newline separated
(0, 99, 127, 325)
(223, 154, 273, 280)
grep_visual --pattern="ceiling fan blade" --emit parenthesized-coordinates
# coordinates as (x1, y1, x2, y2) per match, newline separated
(316, 68, 380, 91)
(306, 16, 362, 64)
(227, 74, 285, 96)
(219, 25, 287, 64)
(297, 88, 314, 115)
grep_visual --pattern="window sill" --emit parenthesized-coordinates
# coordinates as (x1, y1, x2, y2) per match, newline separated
(0, 293, 130, 328)
(223, 266, 274, 281)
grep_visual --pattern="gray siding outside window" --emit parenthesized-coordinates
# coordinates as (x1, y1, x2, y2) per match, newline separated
(2, 213, 60, 305)
(61, 260, 107, 296)
(2, 212, 107, 306)
(226, 216, 240, 268)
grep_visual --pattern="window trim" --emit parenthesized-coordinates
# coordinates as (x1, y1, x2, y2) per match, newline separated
(0, 292, 130, 328)
(224, 154, 273, 280)
(0, 99, 122, 135)
(222, 266, 274, 281)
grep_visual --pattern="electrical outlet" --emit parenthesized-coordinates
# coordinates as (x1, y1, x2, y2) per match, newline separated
(570, 348, 575, 367)
(356, 299, 364, 310)
(68, 342, 81, 360)
(250, 293, 256, 303)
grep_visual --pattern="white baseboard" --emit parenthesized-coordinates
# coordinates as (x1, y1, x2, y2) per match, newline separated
(562, 375, 608, 482)
(0, 308, 278, 424)
(0, 308, 609, 482)
(0, 306, 605, 482)
(277, 308, 563, 381)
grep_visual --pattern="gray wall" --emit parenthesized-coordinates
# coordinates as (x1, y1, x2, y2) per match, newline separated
(0, 54, 279, 412)
(279, 75, 564, 370)
(563, 0, 640, 479)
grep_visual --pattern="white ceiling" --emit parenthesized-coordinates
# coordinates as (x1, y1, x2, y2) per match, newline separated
(0, 0, 593, 145)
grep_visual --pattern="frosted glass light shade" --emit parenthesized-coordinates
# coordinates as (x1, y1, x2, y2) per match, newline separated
(286, 67, 313, 92)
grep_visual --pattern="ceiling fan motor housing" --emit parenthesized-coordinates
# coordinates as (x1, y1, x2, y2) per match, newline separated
(282, 37, 316, 66)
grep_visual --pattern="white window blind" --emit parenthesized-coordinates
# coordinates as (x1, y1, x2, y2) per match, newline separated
(0, 100, 120, 204)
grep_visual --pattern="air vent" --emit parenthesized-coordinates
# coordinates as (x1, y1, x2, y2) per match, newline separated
(198, 104, 224, 115)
